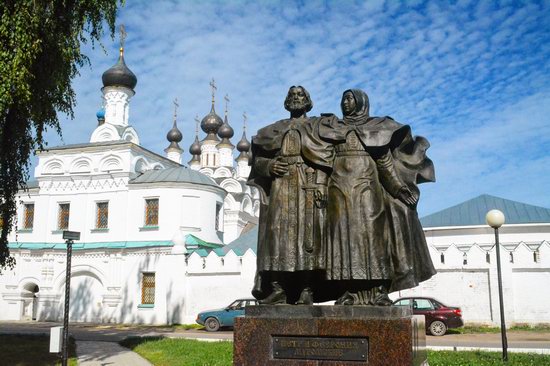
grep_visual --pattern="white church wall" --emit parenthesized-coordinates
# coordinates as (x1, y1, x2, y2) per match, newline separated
(117, 251, 167, 325)
(127, 186, 224, 244)
(0, 249, 187, 325)
(182, 251, 255, 324)
(12, 179, 130, 245)
(66, 271, 104, 322)
(12, 177, 224, 247)
(392, 230, 550, 326)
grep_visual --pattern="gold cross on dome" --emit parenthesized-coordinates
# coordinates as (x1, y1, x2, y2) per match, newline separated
(194, 115, 200, 135)
(172, 98, 179, 125)
(242, 112, 248, 132)
(209, 78, 217, 103)
(119, 24, 127, 51)
(224, 94, 230, 114)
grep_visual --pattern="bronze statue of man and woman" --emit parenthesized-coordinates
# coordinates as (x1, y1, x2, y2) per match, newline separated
(248, 86, 436, 306)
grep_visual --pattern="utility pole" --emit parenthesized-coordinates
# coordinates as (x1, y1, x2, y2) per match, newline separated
(61, 230, 80, 366)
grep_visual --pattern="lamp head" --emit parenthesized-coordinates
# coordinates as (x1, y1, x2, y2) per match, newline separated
(486, 209, 505, 229)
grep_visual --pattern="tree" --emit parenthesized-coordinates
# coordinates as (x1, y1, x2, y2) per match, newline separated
(0, 0, 123, 270)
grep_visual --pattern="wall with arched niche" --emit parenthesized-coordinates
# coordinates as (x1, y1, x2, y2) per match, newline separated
(100, 155, 123, 172)
(43, 159, 64, 175)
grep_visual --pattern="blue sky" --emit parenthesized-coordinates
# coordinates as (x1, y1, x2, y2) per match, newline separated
(41, 0, 550, 217)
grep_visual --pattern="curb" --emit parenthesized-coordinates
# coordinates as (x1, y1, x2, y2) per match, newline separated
(428, 346, 550, 354)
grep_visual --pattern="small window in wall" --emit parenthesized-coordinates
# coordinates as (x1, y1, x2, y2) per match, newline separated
(144, 198, 159, 227)
(534, 250, 540, 263)
(96, 202, 109, 229)
(23, 203, 35, 230)
(215, 202, 222, 231)
(58, 203, 70, 230)
(440, 252, 445, 264)
(486, 252, 491, 264)
(509, 252, 514, 263)
(141, 272, 155, 305)
(462, 252, 468, 265)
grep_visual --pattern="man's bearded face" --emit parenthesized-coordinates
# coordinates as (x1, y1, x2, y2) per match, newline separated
(286, 87, 308, 112)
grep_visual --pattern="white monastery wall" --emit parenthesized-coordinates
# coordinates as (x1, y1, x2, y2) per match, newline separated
(2, 238, 549, 325)
(424, 224, 550, 246)
(393, 227, 550, 326)
(0, 247, 257, 325)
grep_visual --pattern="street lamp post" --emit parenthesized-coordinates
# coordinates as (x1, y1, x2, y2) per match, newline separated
(486, 209, 508, 362)
(61, 230, 80, 366)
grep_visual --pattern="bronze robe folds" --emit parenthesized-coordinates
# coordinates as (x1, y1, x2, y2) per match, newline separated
(319, 116, 405, 283)
(386, 132, 437, 291)
(319, 114, 436, 292)
(248, 116, 332, 301)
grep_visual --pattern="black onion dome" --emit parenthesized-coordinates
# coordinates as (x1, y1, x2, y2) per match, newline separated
(218, 115, 234, 139)
(189, 136, 201, 155)
(235, 150, 249, 162)
(102, 50, 137, 90)
(188, 154, 201, 166)
(237, 131, 251, 152)
(200, 106, 223, 134)
(167, 124, 183, 143)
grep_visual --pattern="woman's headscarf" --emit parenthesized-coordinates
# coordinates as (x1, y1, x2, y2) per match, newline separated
(341, 89, 370, 125)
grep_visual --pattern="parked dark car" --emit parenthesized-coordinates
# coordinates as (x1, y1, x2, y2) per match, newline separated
(393, 296, 463, 336)
(196, 298, 258, 331)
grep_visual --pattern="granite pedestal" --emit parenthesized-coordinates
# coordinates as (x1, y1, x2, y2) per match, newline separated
(234, 306, 427, 366)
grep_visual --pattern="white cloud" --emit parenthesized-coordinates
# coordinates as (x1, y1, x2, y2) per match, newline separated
(39, 0, 550, 216)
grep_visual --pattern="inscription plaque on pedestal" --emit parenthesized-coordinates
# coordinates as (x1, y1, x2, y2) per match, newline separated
(273, 336, 368, 361)
(234, 306, 427, 366)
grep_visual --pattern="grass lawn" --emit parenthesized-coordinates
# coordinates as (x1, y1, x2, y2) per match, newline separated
(448, 323, 550, 334)
(120, 337, 233, 366)
(428, 350, 550, 365)
(0, 334, 77, 366)
(120, 337, 550, 366)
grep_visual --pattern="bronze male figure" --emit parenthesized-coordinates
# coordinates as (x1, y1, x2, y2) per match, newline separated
(248, 86, 332, 305)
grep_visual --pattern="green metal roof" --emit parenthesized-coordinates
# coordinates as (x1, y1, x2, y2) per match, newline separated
(8, 240, 173, 250)
(222, 227, 258, 255)
(185, 234, 224, 249)
(420, 194, 550, 228)
(193, 249, 210, 257)
(38, 140, 129, 151)
(129, 167, 218, 188)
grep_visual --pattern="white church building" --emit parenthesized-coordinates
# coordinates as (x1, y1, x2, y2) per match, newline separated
(1, 45, 549, 326)
(0, 45, 260, 325)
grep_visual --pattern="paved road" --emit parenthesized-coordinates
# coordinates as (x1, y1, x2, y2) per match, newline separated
(0, 321, 233, 342)
(427, 331, 550, 350)
(77, 341, 153, 366)
(1, 321, 548, 350)
(432, 331, 550, 350)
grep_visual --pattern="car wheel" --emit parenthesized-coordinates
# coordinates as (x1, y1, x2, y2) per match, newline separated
(205, 317, 220, 332)
(429, 320, 447, 336)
